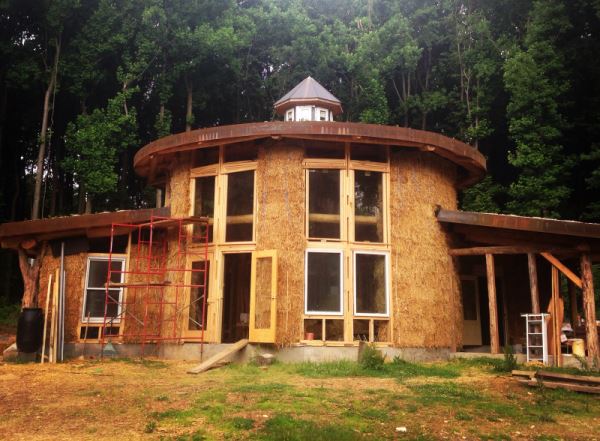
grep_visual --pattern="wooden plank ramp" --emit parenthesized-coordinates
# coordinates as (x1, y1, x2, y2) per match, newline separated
(512, 370, 600, 394)
(188, 339, 248, 374)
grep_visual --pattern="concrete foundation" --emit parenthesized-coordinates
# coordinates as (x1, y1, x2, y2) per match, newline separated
(55, 342, 454, 363)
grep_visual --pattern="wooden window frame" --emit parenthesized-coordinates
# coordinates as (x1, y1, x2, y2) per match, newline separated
(305, 168, 346, 242)
(353, 250, 390, 317)
(81, 254, 126, 324)
(304, 248, 344, 316)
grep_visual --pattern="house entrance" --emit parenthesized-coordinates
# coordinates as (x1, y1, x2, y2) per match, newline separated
(221, 253, 251, 343)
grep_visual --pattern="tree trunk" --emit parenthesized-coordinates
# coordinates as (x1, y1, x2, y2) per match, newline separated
(85, 195, 92, 214)
(32, 38, 61, 220)
(185, 77, 193, 132)
(18, 244, 47, 309)
(580, 253, 599, 365)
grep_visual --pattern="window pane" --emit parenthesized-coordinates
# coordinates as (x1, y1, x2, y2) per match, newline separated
(308, 169, 340, 238)
(355, 253, 387, 315)
(355, 171, 384, 242)
(226, 171, 254, 242)
(351, 144, 388, 162)
(87, 260, 122, 288)
(461, 279, 478, 321)
(189, 261, 209, 330)
(224, 143, 258, 162)
(193, 147, 219, 167)
(193, 176, 215, 242)
(85, 289, 120, 319)
(306, 252, 341, 313)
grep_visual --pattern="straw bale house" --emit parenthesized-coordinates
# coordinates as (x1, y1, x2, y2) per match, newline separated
(1, 77, 599, 363)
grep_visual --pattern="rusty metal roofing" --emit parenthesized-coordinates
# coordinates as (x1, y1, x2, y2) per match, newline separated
(134, 121, 486, 188)
(274, 76, 342, 115)
(437, 209, 600, 240)
(0, 206, 170, 247)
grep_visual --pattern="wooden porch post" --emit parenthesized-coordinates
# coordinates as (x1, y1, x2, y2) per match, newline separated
(551, 266, 563, 367)
(580, 253, 599, 364)
(527, 253, 540, 314)
(486, 254, 500, 354)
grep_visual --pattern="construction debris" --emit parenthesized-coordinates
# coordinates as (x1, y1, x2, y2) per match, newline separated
(512, 369, 600, 394)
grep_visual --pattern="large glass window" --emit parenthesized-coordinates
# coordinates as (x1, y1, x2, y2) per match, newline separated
(354, 170, 384, 242)
(354, 252, 389, 316)
(308, 169, 340, 239)
(83, 257, 125, 322)
(189, 260, 209, 330)
(193, 176, 215, 242)
(226, 170, 254, 242)
(305, 250, 343, 314)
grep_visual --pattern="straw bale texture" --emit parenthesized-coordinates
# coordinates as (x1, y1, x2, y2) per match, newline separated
(389, 150, 462, 349)
(38, 252, 87, 343)
(168, 152, 192, 218)
(255, 141, 305, 345)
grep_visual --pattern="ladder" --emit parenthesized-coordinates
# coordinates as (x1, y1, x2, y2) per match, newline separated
(522, 313, 549, 364)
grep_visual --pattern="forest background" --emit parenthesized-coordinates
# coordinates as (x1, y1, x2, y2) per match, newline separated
(0, 0, 599, 307)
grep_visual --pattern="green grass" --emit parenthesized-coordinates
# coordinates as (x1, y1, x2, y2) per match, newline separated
(293, 358, 461, 381)
(258, 414, 361, 441)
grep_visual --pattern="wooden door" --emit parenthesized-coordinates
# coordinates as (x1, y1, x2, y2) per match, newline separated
(249, 250, 277, 343)
(461, 277, 482, 346)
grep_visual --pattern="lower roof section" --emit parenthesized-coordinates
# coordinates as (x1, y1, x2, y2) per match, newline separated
(134, 121, 486, 188)
(437, 208, 600, 258)
(0, 206, 170, 249)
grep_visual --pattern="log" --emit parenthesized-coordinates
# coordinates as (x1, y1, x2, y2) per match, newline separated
(486, 254, 500, 354)
(568, 282, 579, 327)
(550, 267, 563, 367)
(541, 253, 582, 289)
(536, 370, 600, 386)
(448, 246, 567, 256)
(520, 379, 600, 394)
(188, 339, 248, 374)
(580, 253, 599, 364)
(527, 253, 540, 314)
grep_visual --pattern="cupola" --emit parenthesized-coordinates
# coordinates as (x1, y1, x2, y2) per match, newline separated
(274, 76, 342, 122)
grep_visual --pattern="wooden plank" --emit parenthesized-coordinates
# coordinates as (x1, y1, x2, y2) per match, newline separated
(188, 339, 248, 374)
(580, 253, 599, 364)
(511, 370, 536, 379)
(486, 254, 500, 354)
(536, 370, 600, 386)
(521, 379, 600, 394)
(551, 267, 562, 367)
(40, 274, 53, 365)
(448, 246, 567, 256)
(527, 254, 540, 313)
(541, 252, 582, 289)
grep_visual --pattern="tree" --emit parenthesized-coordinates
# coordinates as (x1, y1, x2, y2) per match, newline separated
(63, 91, 138, 212)
(503, 0, 572, 217)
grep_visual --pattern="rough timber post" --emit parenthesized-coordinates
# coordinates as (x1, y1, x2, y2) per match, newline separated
(486, 254, 500, 354)
(527, 253, 540, 314)
(568, 282, 579, 327)
(580, 253, 599, 364)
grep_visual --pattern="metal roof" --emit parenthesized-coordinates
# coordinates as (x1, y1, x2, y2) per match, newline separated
(274, 76, 342, 115)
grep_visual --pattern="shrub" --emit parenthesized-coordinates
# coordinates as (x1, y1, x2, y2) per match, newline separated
(359, 343, 385, 371)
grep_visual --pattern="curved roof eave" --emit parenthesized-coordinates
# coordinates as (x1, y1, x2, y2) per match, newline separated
(134, 121, 486, 188)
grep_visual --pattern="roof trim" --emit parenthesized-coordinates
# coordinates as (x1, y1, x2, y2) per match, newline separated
(0, 206, 170, 247)
(134, 121, 486, 188)
(437, 209, 600, 240)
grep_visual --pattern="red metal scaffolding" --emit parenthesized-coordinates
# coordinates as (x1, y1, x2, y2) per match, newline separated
(100, 215, 210, 358)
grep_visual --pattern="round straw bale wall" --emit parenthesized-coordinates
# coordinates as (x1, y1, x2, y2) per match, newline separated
(390, 150, 462, 349)
(168, 152, 192, 217)
(38, 252, 87, 343)
(255, 141, 305, 345)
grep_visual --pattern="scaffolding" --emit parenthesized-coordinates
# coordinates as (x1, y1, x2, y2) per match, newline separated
(100, 215, 210, 358)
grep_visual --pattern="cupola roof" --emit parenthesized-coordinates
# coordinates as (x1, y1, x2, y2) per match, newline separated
(274, 76, 342, 115)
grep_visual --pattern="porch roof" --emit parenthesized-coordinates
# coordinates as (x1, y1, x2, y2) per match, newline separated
(436, 208, 600, 259)
(0, 206, 170, 248)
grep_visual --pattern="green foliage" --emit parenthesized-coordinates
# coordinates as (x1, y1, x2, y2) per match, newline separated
(63, 90, 139, 205)
(503, 0, 572, 217)
(494, 346, 518, 373)
(461, 176, 504, 213)
(358, 343, 385, 370)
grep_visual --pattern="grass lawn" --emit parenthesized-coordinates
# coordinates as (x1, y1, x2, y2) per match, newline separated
(0, 356, 598, 440)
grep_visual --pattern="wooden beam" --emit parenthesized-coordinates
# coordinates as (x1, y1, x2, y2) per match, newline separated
(551, 267, 562, 367)
(580, 253, 599, 364)
(188, 339, 249, 374)
(449, 245, 569, 256)
(527, 253, 540, 314)
(486, 254, 500, 354)
(541, 252, 582, 289)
